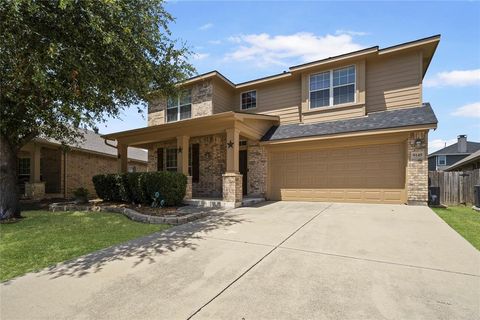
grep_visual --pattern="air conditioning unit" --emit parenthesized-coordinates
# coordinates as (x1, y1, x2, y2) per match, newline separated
(474, 185, 480, 208)
(429, 187, 440, 206)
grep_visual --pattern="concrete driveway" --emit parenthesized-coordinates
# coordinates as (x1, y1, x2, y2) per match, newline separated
(1, 202, 479, 319)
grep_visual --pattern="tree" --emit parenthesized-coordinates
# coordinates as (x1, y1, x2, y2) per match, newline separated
(0, 0, 194, 219)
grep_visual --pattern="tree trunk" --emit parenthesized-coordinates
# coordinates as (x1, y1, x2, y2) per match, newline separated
(0, 134, 21, 220)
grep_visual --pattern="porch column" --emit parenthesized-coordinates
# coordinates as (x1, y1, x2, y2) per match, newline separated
(32, 143, 41, 183)
(176, 135, 189, 174)
(117, 143, 128, 173)
(177, 135, 191, 200)
(25, 143, 45, 200)
(225, 128, 240, 173)
(223, 128, 242, 207)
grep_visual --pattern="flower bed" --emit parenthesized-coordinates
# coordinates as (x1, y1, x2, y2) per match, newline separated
(49, 201, 209, 225)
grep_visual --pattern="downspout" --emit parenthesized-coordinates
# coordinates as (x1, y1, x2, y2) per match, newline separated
(104, 138, 118, 149)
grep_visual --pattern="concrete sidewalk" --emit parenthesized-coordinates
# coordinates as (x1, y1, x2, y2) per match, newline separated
(1, 202, 479, 319)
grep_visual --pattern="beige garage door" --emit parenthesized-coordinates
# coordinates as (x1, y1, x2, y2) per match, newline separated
(268, 142, 406, 204)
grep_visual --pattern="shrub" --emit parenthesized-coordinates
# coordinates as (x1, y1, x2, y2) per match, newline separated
(92, 171, 187, 206)
(92, 174, 124, 201)
(126, 172, 147, 204)
(73, 187, 89, 203)
(144, 171, 187, 206)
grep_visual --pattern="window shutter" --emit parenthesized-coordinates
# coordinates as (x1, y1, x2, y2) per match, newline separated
(192, 144, 200, 183)
(157, 148, 164, 171)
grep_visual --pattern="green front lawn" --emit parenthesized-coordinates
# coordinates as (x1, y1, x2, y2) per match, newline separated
(432, 206, 480, 250)
(0, 211, 170, 282)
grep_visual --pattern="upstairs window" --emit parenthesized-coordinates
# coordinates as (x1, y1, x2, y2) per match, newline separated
(241, 90, 256, 110)
(310, 65, 356, 108)
(437, 155, 446, 166)
(166, 90, 192, 122)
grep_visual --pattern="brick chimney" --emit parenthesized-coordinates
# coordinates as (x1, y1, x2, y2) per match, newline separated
(457, 135, 467, 153)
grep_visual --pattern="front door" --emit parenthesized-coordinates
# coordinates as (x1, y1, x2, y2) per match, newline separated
(239, 150, 248, 195)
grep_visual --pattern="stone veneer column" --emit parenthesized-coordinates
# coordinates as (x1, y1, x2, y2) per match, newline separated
(247, 143, 267, 197)
(406, 131, 429, 205)
(185, 176, 193, 200)
(222, 173, 243, 208)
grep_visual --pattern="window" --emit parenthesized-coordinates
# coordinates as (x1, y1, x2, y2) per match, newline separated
(241, 90, 256, 110)
(166, 90, 192, 122)
(18, 158, 30, 176)
(437, 155, 446, 166)
(165, 148, 177, 171)
(310, 65, 356, 109)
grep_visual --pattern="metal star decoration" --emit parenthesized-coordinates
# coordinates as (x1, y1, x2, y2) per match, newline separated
(227, 140, 234, 148)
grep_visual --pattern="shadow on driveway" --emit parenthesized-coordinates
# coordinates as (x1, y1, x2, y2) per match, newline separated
(40, 210, 250, 280)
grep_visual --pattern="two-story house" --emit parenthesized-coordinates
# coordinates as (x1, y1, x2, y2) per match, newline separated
(103, 35, 440, 207)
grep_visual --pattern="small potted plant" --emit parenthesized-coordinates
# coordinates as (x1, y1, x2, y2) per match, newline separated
(73, 187, 89, 204)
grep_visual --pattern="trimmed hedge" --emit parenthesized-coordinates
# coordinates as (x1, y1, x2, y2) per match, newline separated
(92, 171, 187, 206)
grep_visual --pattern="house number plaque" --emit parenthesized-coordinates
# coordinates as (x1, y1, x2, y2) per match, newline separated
(411, 151, 424, 161)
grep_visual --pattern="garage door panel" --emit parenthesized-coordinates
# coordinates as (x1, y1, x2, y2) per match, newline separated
(269, 142, 406, 204)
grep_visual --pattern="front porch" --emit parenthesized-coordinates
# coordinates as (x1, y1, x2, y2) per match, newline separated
(102, 112, 279, 207)
(18, 142, 64, 200)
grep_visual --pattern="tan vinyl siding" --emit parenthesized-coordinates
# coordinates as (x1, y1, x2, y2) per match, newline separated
(302, 104, 365, 124)
(212, 79, 235, 114)
(235, 77, 301, 124)
(366, 51, 422, 112)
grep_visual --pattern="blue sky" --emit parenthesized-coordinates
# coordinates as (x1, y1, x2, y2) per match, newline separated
(99, 1, 480, 153)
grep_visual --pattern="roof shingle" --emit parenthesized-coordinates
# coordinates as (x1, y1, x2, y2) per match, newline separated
(261, 103, 437, 142)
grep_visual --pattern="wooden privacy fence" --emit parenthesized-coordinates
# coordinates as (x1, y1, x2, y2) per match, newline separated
(429, 169, 480, 205)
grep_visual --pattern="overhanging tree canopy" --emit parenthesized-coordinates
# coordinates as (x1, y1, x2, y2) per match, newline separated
(0, 0, 194, 219)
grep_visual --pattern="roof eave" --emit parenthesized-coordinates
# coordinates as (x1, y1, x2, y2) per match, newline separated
(261, 123, 436, 145)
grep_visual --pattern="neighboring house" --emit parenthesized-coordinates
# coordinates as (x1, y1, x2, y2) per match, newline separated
(428, 135, 480, 171)
(445, 150, 480, 171)
(103, 35, 440, 206)
(18, 130, 147, 200)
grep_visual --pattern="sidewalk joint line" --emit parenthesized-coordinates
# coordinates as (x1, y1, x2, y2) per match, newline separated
(279, 246, 480, 278)
(186, 203, 333, 319)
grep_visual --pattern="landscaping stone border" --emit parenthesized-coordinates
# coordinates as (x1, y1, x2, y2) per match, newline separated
(49, 202, 210, 225)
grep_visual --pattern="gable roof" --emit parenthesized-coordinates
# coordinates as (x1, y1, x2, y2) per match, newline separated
(35, 130, 148, 162)
(261, 103, 437, 142)
(428, 141, 480, 157)
(445, 150, 480, 171)
(162, 35, 440, 91)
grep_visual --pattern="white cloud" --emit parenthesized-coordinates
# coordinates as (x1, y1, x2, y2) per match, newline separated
(208, 40, 222, 45)
(192, 53, 210, 61)
(335, 30, 369, 36)
(429, 138, 457, 153)
(451, 102, 480, 118)
(224, 32, 364, 67)
(199, 23, 213, 31)
(424, 69, 480, 87)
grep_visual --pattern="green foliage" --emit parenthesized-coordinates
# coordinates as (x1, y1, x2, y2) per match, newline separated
(126, 172, 148, 204)
(0, 0, 194, 149)
(92, 172, 187, 206)
(143, 172, 187, 206)
(73, 187, 89, 199)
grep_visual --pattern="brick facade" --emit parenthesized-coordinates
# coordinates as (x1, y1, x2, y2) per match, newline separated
(247, 143, 268, 197)
(148, 79, 213, 126)
(65, 150, 147, 198)
(41, 147, 62, 193)
(406, 131, 429, 205)
(148, 134, 226, 198)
